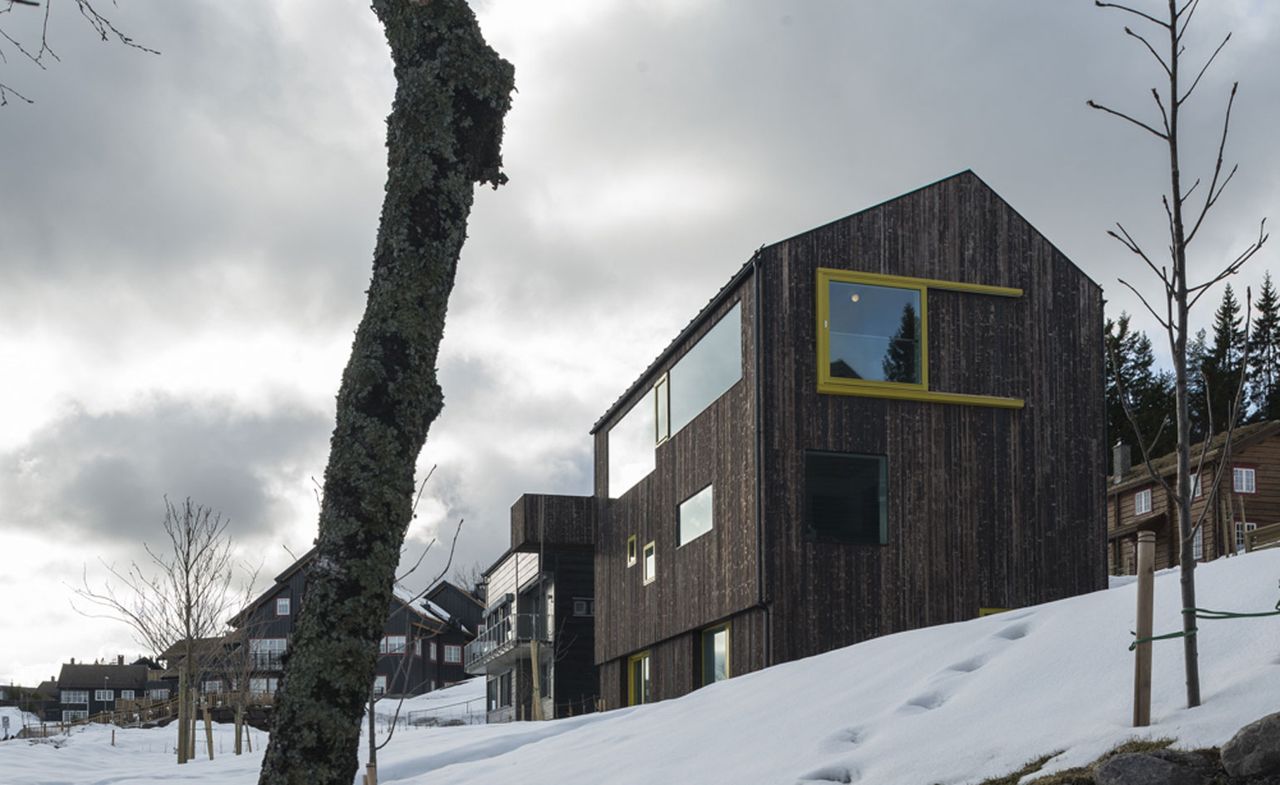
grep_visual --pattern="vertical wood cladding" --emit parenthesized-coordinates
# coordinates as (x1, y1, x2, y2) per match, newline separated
(511, 494, 596, 550)
(761, 171, 1105, 664)
(593, 171, 1105, 707)
(595, 287, 759, 667)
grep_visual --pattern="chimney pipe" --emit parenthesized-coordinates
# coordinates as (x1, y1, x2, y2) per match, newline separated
(117, 654, 124, 666)
(1113, 442, 1132, 482)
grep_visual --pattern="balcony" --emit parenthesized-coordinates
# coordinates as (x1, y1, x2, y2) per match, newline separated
(250, 652, 286, 671)
(464, 613, 548, 675)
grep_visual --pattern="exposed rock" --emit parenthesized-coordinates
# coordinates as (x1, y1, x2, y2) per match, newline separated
(1093, 751, 1211, 785)
(1222, 712, 1280, 779)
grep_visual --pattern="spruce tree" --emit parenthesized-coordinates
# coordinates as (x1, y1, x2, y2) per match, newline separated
(1105, 312, 1176, 470)
(1202, 284, 1247, 433)
(1248, 272, 1280, 421)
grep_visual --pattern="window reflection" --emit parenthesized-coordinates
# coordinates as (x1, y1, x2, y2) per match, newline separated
(669, 303, 742, 433)
(608, 395, 656, 498)
(827, 282, 921, 384)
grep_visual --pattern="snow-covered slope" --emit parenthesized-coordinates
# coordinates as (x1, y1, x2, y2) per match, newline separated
(2, 550, 1277, 785)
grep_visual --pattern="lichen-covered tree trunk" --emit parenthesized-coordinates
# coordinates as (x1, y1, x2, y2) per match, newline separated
(257, 3, 513, 784)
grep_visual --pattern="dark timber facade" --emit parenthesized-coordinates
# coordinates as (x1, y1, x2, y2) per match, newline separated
(592, 171, 1106, 709)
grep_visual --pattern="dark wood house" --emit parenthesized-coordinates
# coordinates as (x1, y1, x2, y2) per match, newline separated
(465, 494, 597, 722)
(229, 550, 477, 698)
(54, 659, 150, 721)
(591, 171, 1106, 708)
(1107, 420, 1280, 574)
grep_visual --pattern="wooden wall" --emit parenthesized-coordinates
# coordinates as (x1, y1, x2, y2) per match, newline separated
(594, 286, 760, 670)
(511, 493, 596, 550)
(759, 171, 1106, 664)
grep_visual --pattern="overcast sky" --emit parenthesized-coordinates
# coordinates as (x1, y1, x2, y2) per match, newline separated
(2, 0, 1278, 686)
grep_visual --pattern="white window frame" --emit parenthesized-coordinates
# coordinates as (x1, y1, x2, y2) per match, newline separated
(1233, 467, 1256, 493)
(1192, 526, 1204, 561)
(643, 541, 656, 585)
(119, 689, 135, 701)
(149, 688, 170, 701)
(276, 597, 291, 616)
(444, 644, 462, 664)
(380, 635, 407, 655)
(202, 680, 222, 694)
(1236, 521, 1258, 553)
(1190, 473, 1202, 498)
(1134, 488, 1152, 516)
(61, 690, 88, 704)
(429, 641, 437, 661)
(62, 710, 88, 722)
(94, 689, 113, 702)
(373, 675, 387, 697)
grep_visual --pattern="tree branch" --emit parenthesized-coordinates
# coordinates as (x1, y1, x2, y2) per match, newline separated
(1087, 99, 1170, 140)
(1179, 33, 1230, 106)
(1096, 1, 1172, 29)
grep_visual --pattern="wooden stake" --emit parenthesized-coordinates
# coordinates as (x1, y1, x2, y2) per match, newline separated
(1133, 530, 1155, 727)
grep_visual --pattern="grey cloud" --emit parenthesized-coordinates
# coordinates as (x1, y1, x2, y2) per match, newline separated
(0, 395, 331, 549)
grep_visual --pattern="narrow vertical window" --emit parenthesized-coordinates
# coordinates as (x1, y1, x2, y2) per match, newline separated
(276, 597, 291, 616)
(628, 652, 651, 705)
(1134, 488, 1152, 515)
(1192, 526, 1204, 561)
(643, 542, 656, 584)
(627, 535, 637, 567)
(654, 374, 670, 444)
(700, 624, 730, 686)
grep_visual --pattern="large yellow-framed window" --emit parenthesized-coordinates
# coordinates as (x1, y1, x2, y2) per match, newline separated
(627, 651, 651, 705)
(816, 268, 1024, 408)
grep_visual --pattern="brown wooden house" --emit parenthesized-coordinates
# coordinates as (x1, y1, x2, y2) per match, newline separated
(1107, 420, 1280, 574)
(591, 171, 1106, 709)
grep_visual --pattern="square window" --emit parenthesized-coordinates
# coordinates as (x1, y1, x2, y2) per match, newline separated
(819, 271, 925, 389)
(804, 451, 888, 545)
(1234, 467, 1256, 493)
(627, 535, 637, 567)
(276, 597, 291, 616)
(1134, 488, 1152, 516)
(642, 542, 656, 584)
(444, 645, 462, 664)
(573, 598, 594, 616)
(678, 485, 714, 546)
(94, 689, 113, 702)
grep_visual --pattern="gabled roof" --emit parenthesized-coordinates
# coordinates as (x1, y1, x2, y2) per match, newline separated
(425, 580, 483, 608)
(588, 169, 1095, 434)
(57, 663, 149, 691)
(229, 547, 317, 627)
(1109, 420, 1280, 494)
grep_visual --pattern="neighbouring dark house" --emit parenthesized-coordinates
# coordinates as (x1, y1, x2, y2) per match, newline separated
(465, 494, 597, 723)
(591, 171, 1106, 708)
(1108, 420, 1280, 574)
(229, 550, 478, 698)
(54, 659, 150, 722)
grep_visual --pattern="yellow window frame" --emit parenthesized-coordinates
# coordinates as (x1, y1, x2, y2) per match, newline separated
(626, 535, 637, 567)
(627, 650, 651, 706)
(642, 541, 656, 584)
(816, 268, 1024, 409)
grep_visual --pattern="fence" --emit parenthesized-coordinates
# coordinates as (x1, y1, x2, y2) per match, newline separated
(402, 696, 487, 728)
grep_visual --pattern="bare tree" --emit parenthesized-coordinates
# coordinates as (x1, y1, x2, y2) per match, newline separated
(255, 2, 513, 780)
(73, 497, 248, 762)
(1089, 0, 1268, 708)
(0, 0, 156, 106)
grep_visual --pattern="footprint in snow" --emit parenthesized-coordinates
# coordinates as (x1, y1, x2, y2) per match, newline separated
(818, 726, 864, 753)
(900, 689, 948, 713)
(992, 621, 1032, 641)
(798, 764, 859, 784)
(944, 655, 988, 673)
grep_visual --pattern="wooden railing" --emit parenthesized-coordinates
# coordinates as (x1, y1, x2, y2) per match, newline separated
(1245, 522, 1280, 553)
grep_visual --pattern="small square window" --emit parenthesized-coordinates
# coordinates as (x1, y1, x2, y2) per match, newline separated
(627, 535, 637, 568)
(276, 597, 291, 616)
(1233, 467, 1256, 494)
(1134, 488, 1152, 516)
(805, 451, 888, 545)
(643, 542, 656, 584)
(574, 598, 594, 616)
(444, 645, 462, 664)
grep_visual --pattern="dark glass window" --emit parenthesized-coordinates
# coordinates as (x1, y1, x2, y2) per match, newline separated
(827, 281, 921, 384)
(804, 451, 888, 544)
(669, 303, 742, 433)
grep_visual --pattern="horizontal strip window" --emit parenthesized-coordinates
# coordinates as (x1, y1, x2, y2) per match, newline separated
(816, 268, 1023, 408)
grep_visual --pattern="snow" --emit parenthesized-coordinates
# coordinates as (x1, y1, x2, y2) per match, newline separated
(2, 550, 1278, 785)
(0, 706, 42, 738)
